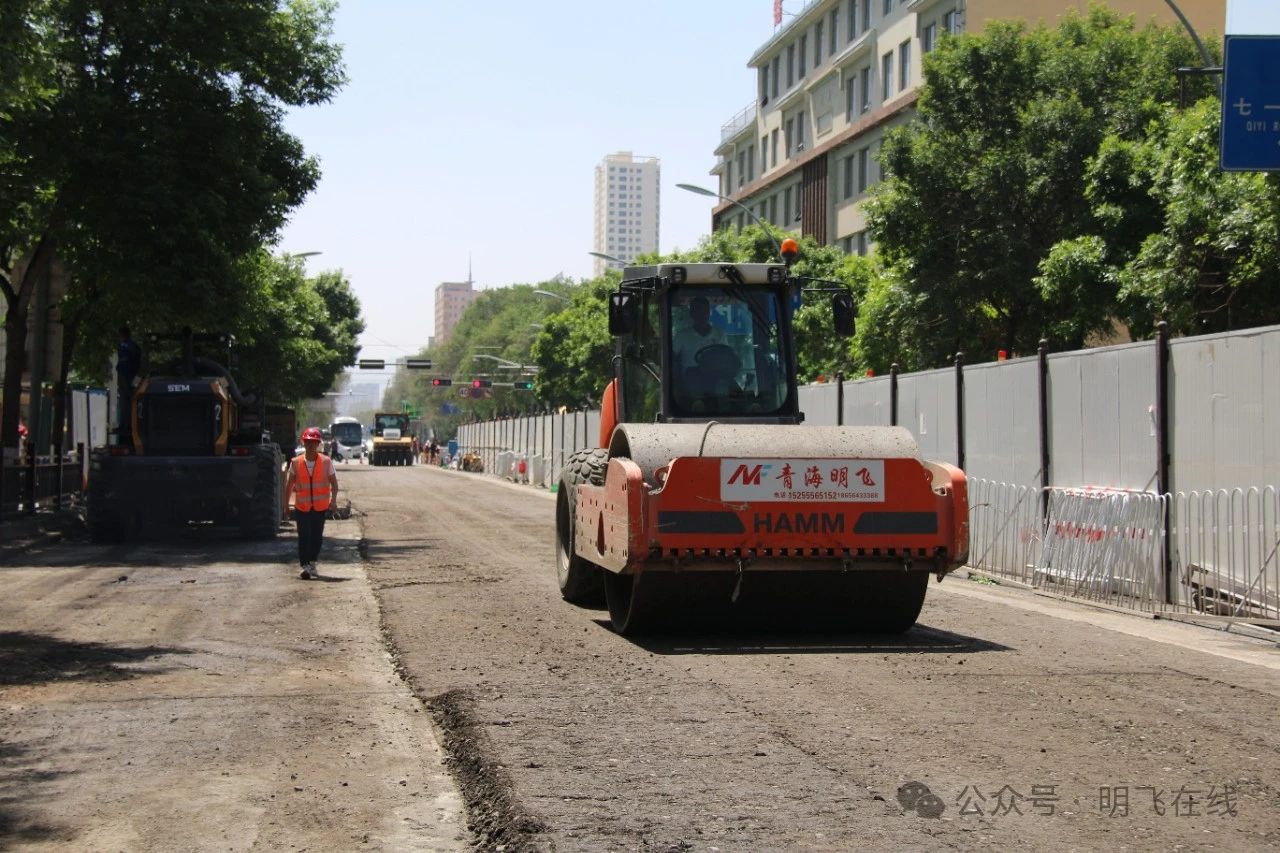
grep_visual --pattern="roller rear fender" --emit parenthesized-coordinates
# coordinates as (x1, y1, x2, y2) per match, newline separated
(924, 460, 969, 565)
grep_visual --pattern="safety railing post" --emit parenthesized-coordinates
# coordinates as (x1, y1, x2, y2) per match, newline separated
(889, 363, 899, 427)
(1038, 339, 1051, 529)
(954, 351, 966, 473)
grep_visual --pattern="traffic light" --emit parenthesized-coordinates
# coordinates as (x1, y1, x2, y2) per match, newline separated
(431, 377, 452, 387)
(358, 359, 385, 369)
(405, 358, 432, 369)
(512, 380, 534, 391)
(472, 379, 492, 388)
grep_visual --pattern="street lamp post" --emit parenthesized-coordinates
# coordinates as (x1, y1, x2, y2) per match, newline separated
(588, 250, 627, 268)
(532, 289, 570, 304)
(676, 182, 784, 262)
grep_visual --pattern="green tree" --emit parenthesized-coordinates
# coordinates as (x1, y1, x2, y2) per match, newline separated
(529, 276, 615, 410)
(865, 6, 1207, 369)
(387, 281, 573, 437)
(1, 0, 345, 449)
(229, 253, 365, 403)
(1089, 100, 1280, 336)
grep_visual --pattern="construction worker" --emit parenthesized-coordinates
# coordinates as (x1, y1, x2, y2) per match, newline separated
(283, 426, 339, 580)
(116, 326, 143, 443)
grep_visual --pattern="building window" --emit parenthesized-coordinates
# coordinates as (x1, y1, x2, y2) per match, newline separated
(785, 117, 794, 157)
(786, 43, 795, 88)
(771, 55, 780, 98)
(848, 0, 857, 40)
(762, 135, 769, 171)
(944, 9, 958, 34)
(883, 0, 893, 15)
(771, 128, 779, 164)
(857, 231, 869, 255)
(796, 110, 806, 150)
(845, 75, 856, 121)
(881, 51, 893, 101)
(830, 8, 839, 54)
(862, 0, 872, 33)
(815, 21, 824, 66)
(899, 40, 911, 91)
(746, 144, 755, 182)
(799, 34, 807, 78)
(783, 186, 792, 219)
(769, 194, 778, 223)
(794, 183, 802, 220)
(759, 65, 769, 104)
(842, 152, 855, 199)
(859, 65, 871, 112)
(857, 146, 869, 193)
(923, 22, 937, 54)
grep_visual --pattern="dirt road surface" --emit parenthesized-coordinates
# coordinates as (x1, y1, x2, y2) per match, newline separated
(0, 516, 465, 851)
(354, 464, 1280, 852)
(3, 461, 1277, 852)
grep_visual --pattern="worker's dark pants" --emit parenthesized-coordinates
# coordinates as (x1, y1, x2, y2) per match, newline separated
(117, 380, 133, 443)
(295, 509, 328, 566)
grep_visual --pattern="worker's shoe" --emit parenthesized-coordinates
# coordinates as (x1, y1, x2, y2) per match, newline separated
(299, 563, 317, 580)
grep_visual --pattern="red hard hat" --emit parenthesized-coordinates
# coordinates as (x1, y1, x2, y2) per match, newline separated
(301, 427, 323, 442)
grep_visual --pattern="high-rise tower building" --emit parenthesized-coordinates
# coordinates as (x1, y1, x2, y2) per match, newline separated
(434, 280, 477, 345)
(593, 152, 661, 276)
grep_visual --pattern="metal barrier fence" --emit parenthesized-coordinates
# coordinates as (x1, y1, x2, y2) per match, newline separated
(1, 450, 85, 519)
(968, 478, 1280, 624)
(1035, 487, 1167, 613)
(1171, 487, 1280, 622)
(967, 478, 1043, 586)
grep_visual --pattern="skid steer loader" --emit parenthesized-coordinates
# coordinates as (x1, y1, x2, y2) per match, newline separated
(87, 329, 283, 542)
(555, 241, 968, 634)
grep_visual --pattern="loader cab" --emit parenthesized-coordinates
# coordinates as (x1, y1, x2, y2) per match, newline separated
(610, 263, 804, 425)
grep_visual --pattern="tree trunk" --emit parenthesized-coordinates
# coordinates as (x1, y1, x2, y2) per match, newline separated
(50, 310, 84, 453)
(1, 237, 54, 451)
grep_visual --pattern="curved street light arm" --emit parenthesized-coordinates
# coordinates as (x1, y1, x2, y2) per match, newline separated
(676, 183, 785, 264)
(1162, 0, 1213, 69)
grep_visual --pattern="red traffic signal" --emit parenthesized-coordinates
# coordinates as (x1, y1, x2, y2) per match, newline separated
(431, 378, 452, 387)
(472, 379, 492, 388)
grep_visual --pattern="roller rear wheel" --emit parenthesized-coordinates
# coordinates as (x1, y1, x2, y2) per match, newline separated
(604, 571, 679, 635)
(850, 571, 929, 633)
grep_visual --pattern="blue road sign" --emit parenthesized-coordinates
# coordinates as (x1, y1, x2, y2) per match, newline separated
(1221, 35, 1280, 172)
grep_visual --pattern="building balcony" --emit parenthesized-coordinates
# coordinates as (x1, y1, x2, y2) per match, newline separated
(720, 101, 758, 145)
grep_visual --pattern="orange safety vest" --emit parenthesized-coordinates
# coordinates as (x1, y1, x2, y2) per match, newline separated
(293, 454, 333, 512)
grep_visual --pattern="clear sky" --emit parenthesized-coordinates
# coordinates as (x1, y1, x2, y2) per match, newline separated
(278, 0, 793, 371)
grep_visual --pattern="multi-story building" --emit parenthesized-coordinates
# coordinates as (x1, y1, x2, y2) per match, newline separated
(434, 280, 478, 345)
(709, 0, 1222, 254)
(593, 152, 661, 276)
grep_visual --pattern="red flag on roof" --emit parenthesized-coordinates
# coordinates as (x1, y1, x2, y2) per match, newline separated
(774, 0, 783, 26)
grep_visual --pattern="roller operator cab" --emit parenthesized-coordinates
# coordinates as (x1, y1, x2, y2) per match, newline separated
(555, 250, 970, 634)
(87, 330, 284, 542)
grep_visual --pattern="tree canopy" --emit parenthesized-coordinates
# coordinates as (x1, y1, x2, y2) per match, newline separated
(864, 6, 1212, 369)
(2, 0, 346, 446)
(229, 254, 365, 403)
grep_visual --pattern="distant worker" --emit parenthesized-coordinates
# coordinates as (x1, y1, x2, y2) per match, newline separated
(116, 326, 143, 443)
(429, 437, 439, 465)
(283, 427, 339, 580)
